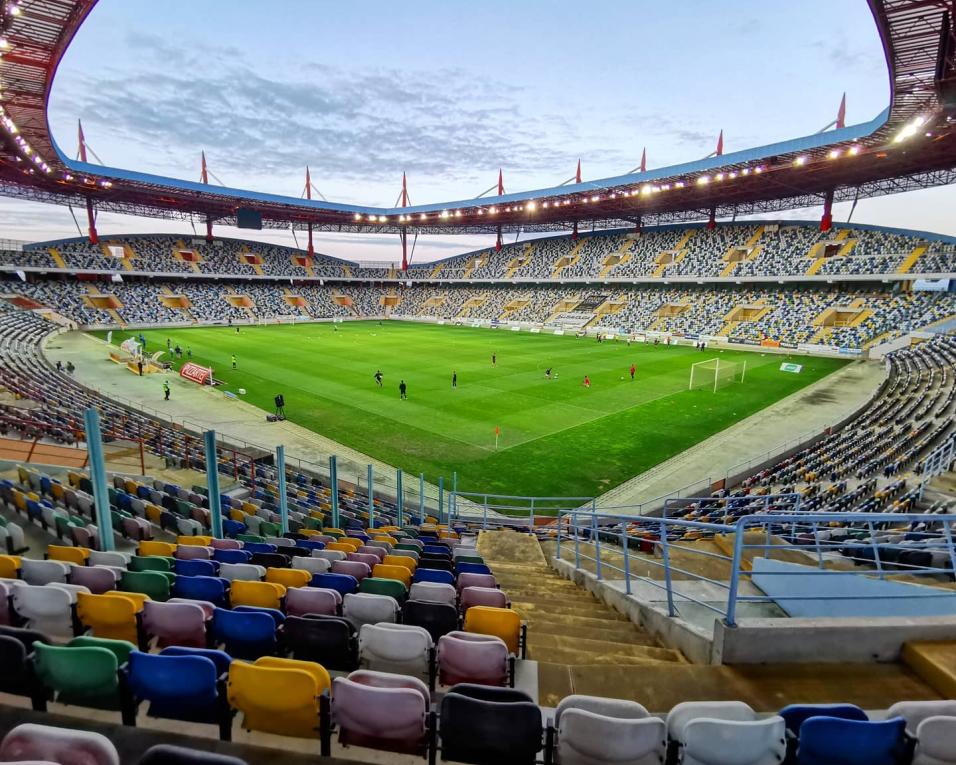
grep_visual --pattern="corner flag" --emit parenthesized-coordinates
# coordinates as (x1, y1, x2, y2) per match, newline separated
(494, 425, 501, 450)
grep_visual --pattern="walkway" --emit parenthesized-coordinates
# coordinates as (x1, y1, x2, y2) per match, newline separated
(596, 360, 887, 512)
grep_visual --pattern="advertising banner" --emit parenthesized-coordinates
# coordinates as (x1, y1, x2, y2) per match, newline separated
(179, 362, 213, 385)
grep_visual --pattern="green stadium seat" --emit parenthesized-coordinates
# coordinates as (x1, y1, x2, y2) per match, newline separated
(359, 577, 407, 602)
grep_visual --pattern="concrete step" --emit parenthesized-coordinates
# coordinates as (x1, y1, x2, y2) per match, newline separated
(528, 632, 684, 661)
(520, 614, 647, 639)
(503, 585, 603, 602)
(510, 600, 629, 621)
(530, 646, 679, 667)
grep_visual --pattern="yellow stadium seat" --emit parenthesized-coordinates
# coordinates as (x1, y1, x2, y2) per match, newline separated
(138, 541, 176, 557)
(326, 542, 355, 554)
(124, 479, 139, 495)
(12, 491, 26, 514)
(463, 606, 522, 655)
(50, 483, 64, 502)
(323, 528, 344, 536)
(230, 580, 286, 609)
(230, 509, 245, 523)
(228, 657, 330, 738)
(177, 535, 213, 546)
(338, 538, 363, 551)
(0, 555, 22, 579)
(145, 505, 163, 524)
(47, 545, 90, 565)
(67, 471, 82, 487)
(383, 555, 416, 574)
(104, 590, 150, 610)
(265, 567, 311, 589)
(77, 592, 143, 644)
(371, 564, 411, 588)
(299, 529, 320, 537)
(372, 535, 397, 546)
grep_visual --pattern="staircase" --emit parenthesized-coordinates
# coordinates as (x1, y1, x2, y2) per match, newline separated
(477, 531, 685, 706)
(48, 247, 66, 269)
(897, 245, 928, 274)
(551, 239, 587, 278)
(429, 261, 445, 278)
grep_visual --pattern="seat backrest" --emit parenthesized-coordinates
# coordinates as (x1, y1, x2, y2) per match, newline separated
(402, 599, 459, 643)
(76, 592, 140, 644)
(136, 743, 247, 765)
(21, 558, 70, 586)
(343, 593, 399, 628)
(463, 606, 521, 654)
(797, 716, 906, 765)
(886, 700, 956, 737)
(460, 586, 508, 612)
(230, 579, 285, 609)
(409, 581, 457, 606)
(121, 570, 171, 601)
(265, 567, 312, 589)
(285, 586, 341, 617)
(312, 572, 358, 596)
(436, 631, 509, 687)
(143, 600, 207, 647)
(440, 684, 542, 765)
(359, 577, 407, 601)
(70, 565, 119, 595)
(456, 572, 497, 592)
(127, 649, 218, 707)
(160, 645, 232, 677)
(558, 708, 665, 765)
(358, 623, 432, 675)
(173, 575, 228, 606)
(667, 701, 755, 743)
(0, 722, 119, 765)
(227, 658, 325, 738)
(292, 556, 331, 575)
(218, 562, 265, 582)
(33, 642, 119, 699)
(682, 716, 786, 765)
(913, 715, 956, 765)
(10, 583, 74, 637)
(332, 560, 372, 581)
(332, 672, 428, 752)
(212, 608, 277, 659)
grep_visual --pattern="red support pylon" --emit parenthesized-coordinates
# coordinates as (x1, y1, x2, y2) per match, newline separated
(640, 148, 647, 173)
(820, 189, 834, 232)
(305, 166, 314, 258)
(200, 151, 213, 241)
(77, 120, 98, 244)
(836, 93, 847, 129)
(707, 206, 716, 230)
(715, 130, 724, 156)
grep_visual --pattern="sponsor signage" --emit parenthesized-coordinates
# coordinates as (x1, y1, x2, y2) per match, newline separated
(180, 362, 213, 385)
(780, 362, 803, 374)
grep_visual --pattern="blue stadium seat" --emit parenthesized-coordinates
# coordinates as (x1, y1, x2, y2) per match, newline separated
(455, 562, 492, 576)
(797, 716, 906, 765)
(174, 559, 218, 578)
(232, 605, 285, 628)
(312, 572, 359, 596)
(212, 608, 277, 660)
(173, 575, 229, 607)
(413, 568, 455, 586)
(159, 646, 231, 677)
(213, 549, 251, 564)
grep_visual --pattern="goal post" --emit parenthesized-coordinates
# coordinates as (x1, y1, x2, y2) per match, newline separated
(689, 357, 747, 392)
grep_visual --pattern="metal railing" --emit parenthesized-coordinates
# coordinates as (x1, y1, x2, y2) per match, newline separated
(552, 505, 956, 627)
(450, 492, 595, 530)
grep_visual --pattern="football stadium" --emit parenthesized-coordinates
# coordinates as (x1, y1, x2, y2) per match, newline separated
(0, 1, 955, 763)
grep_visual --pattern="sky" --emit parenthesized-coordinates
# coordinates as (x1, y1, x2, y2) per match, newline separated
(0, 0, 953, 263)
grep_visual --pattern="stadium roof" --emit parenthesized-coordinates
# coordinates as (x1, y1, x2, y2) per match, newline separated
(0, 0, 954, 235)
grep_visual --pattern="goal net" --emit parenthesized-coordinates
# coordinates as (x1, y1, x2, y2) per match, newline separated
(689, 357, 746, 392)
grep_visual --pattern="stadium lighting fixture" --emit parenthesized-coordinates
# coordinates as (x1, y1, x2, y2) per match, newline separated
(454, 210, 462, 217)
(754, 166, 764, 174)
(0, 38, 9, 50)
(728, 172, 737, 179)
(563, 200, 571, 205)
(675, 181, 685, 189)
(8, 3, 21, 16)
(489, 206, 497, 214)
(794, 155, 807, 166)
(894, 115, 926, 143)
(63, 173, 73, 181)
(505, 206, 512, 212)
(527, 201, 537, 211)
(741, 168, 750, 175)
(640, 185, 652, 196)
(715, 173, 725, 181)
(828, 149, 841, 159)
(697, 176, 710, 185)
(354, 213, 362, 221)
(542, 202, 549, 208)
(477, 208, 484, 215)
(377, 215, 386, 223)
(440, 210, 449, 219)
(100, 180, 112, 188)
(419, 213, 427, 220)
(590, 195, 600, 202)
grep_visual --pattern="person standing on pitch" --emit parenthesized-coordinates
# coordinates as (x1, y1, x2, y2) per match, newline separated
(163, 379, 170, 401)
(629, 363, 636, 381)
(231, 354, 237, 370)
(399, 380, 407, 400)
(452, 371, 457, 388)
(374, 370, 383, 387)
(492, 352, 496, 367)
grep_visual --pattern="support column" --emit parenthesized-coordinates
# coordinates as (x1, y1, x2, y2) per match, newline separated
(277, 445, 289, 535)
(83, 408, 114, 551)
(329, 455, 340, 528)
(204, 430, 223, 539)
(396, 469, 404, 527)
(820, 189, 834, 232)
(419, 473, 425, 521)
(85, 198, 98, 244)
(707, 206, 716, 230)
(438, 476, 444, 524)
(367, 464, 374, 529)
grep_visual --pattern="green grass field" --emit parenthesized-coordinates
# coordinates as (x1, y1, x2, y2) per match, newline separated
(98, 321, 847, 498)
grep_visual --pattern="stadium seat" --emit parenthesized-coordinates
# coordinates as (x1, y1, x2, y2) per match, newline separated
(402, 599, 459, 643)
(456, 572, 497, 592)
(0, 553, 22, 579)
(0, 631, 48, 707)
(312, 572, 358, 596)
(358, 623, 433, 677)
(372, 563, 412, 588)
(285, 586, 341, 617)
(343, 592, 399, 630)
(265, 566, 311, 589)
(89, 550, 129, 568)
(439, 683, 542, 765)
(413, 568, 456, 586)
(229, 579, 285, 609)
(0, 722, 119, 765)
(218, 562, 265, 582)
(360, 576, 407, 602)
(313, 549, 348, 564)
(455, 562, 492, 576)
(10, 582, 77, 638)
(409, 581, 457, 606)
(291, 556, 331, 575)
(281, 614, 357, 670)
(460, 586, 508, 612)
(213, 549, 252, 564)
(383, 554, 417, 573)
(332, 559, 372, 581)
(70, 564, 120, 594)
(33, 637, 134, 710)
(21, 558, 70, 586)
(332, 669, 432, 755)
(228, 656, 331, 745)
(779, 703, 868, 737)
(681, 717, 786, 765)
(912, 716, 956, 765)
(137, 743, 248, 765)
(797, 716, 906, 765)
(356, 545, 386, 561)
(139, 541, 176, 557)
(173, 574, 229, 606)
(76, 591, 143, 645)
(123, 649, 233, 740)
(174, 558, 218, 578)
(142, 600, 208, 648)
(160, 645, 232, 676)
(175, 545, 213, 560)
(129, 555, 173, 573)
(47, 544, 90, 565)
(120, 570, 172, 601)
(212, 607, 277, 659)
(886, 700, 956, 737)
(554, 695, 667, 765)
(463, 606, 523, 655)
(437, 632, 510, 688)
(349, 552, 382, 568)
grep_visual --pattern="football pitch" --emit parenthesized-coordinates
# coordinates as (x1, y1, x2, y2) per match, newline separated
(99, 321, 847, 498)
